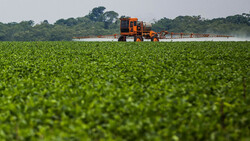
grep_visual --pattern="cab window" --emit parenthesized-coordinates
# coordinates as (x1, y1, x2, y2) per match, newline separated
(130, 21, 133, 27)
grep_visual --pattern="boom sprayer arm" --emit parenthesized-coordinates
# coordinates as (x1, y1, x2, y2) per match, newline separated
(73, 18, 232, 42)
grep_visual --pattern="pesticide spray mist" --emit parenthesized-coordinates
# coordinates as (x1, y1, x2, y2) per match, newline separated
(74, 37, 249, 42)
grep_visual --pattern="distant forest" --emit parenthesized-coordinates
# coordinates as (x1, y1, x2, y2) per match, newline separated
(0, 6, 249, 41)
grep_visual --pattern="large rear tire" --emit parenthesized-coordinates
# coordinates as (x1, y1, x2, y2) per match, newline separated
(118, 36, 126, 42)
(151, 36, 159, 42)
(134, 36, 143, 42)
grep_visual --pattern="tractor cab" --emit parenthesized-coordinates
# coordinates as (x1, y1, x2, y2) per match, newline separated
(120, 18, 138, 35)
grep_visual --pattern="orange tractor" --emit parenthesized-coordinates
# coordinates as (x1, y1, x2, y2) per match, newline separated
(118, 18, 159, 42)
(73, 18, 232, 41)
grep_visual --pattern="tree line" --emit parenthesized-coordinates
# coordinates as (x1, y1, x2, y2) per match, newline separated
(153, 14, 250, 37)
(0, 6, 249, 41)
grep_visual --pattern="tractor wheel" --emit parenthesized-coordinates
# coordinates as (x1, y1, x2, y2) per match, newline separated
(151, 36, 159, 42)
(134, 36, 143, 42)
(118, 36, 126, 42)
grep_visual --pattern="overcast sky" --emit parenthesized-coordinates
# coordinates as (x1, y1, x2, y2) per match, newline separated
(0, 0, 249, 24)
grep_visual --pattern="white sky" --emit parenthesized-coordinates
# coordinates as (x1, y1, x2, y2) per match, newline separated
(0, 0, 249, 24)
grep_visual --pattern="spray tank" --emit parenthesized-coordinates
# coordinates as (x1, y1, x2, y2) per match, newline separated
(143, 22, 152, 32)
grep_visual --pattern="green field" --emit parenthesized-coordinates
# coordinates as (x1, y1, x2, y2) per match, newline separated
(0, 42, 249, 141)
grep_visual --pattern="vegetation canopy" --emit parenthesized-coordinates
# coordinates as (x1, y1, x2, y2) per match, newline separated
(0, 42, 249, 140)
(0, 6, 249, 41)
